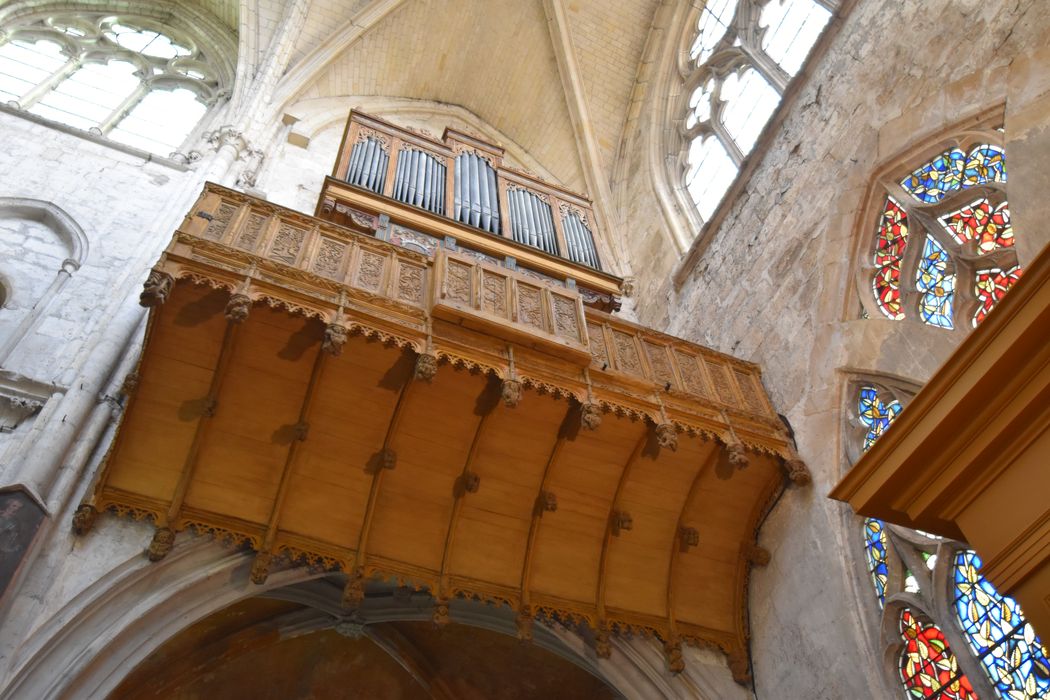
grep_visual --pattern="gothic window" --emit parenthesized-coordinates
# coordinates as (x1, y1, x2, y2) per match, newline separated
(864, 130, 1021, 329)
(849, 382, 1050, 700)
(0, 13, 224, 156)
(682, 0, 836, 222)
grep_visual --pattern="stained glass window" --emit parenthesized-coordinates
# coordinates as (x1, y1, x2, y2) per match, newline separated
(974, 266, 1024, 326)
(962, 145, 1007, 188)
(0, 15, 220, 156)
(681, 0, 836, 227)
(899, 609, 978, 700)
(939, 199, 1013, 254)
(915, 235, 955, 329)
(872, 197, 910, 320)
(863, 517, 889, 606)
(953, 551, 1050, 700)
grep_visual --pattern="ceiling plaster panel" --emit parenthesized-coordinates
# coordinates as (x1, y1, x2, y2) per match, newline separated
(563, 0, 659, 180)
(297, 0, 588, 193)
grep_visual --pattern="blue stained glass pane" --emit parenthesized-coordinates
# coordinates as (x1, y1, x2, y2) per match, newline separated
(953, 551, 1050, 700)
(962, 145, 1007, 188)
(900, 148, 965, 204)
(916, 235, 955, 329)
(864, 518, 889, 607)
(858, 385, 902, 450)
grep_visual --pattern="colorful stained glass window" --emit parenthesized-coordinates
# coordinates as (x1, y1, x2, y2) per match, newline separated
(900, 148, 966, 204)
(859, 385, 902, 450)
(939, 199, 1013, 254)
(899, 609, 978, 700)
(900, 145, 1006, 204)
(863, 518, 889, 606)
(974, 266, 1024, 326)
(872, 197, 910, 319)
(915, 236, 955, 329)
(953, 551, 1050, 700)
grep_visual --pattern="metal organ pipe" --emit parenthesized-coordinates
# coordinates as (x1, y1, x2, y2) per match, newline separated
(561, 210, 600, 268)
(454, 152, 500, 234)
(391, 148, 445, 215)
(346, 137, 389, 195)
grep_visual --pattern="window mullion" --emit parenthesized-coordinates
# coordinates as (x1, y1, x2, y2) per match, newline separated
(743, 46, 789, 95)
(16, 56, 81, 110)
(711, 118, 744, 167)
(97, 82, 148, 135)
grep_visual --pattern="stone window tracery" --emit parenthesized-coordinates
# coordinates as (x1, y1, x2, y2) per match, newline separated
(681, 0, 836, 221)
(847, 381, 1050, 700)
(0, 13, 223, 156)
(862, 126, 1020, 330)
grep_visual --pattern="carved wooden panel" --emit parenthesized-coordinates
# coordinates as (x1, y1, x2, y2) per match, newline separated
(611, 330, 644, 377)
(481, 271, 508, 318)
(733, 368, 768, 415)
(517, 284, 544, 330)
(237, 212, 269, 252)
(396, 262, 426, 306)
(268, 224, 307, 265)
(312, 237, 348, 280)
(644, 342, 676, 388)
(550, 294, 580, 341)
(703, 359, 738, 406)
(445, 260, 473, 305)
(204, 202, 238, 241)
(673, 350, 710, 399)
(355, 249, 387, 292)
(588, 322, 609, 368)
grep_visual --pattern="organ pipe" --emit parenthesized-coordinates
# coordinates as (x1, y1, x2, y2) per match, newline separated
(393, 148, 446, 215)
(346, 137, 389, 195)
(454, 152, 500, 234)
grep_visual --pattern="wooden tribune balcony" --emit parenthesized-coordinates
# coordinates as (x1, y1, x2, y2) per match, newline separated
(78, 183, 808, 682)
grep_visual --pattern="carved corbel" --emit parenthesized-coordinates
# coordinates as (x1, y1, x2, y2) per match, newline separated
(456, 471, 480, 496)
(745, 544, 771, 567)
(225, 293, 252, 323)
(611, 510, 633, 536)
(501, 378, 522, 408)
(678, 525, 700, 552)
(784, 456, 811, 485)
(655, 422, 678, 452)
(342, 570, 366, 609)
(322, 323, 349, 356)
(727, 645, 751, 685)
(121, 371, 139, 397)
(664, 637, 685, 674)
(366, 447, 397, 475)
(594, 623, 612, 658)
(147, 527, 175, 561)
(516, 607, 534, 641)
(139, 268, 174, 307)
(580, 402, 602, 430)
(721, 434, 749, 468)
(535, 491, 557, 516)
(432, 597, 450, 625)
(250, 551, 272, 584)
(71, 504, 98, 535)
(414, 352, 438, 381)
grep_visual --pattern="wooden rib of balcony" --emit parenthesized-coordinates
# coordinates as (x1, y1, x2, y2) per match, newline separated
(76, 181, 807, 684)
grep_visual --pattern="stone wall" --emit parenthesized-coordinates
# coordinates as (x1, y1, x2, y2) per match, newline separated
(615, 0, 1050, 697)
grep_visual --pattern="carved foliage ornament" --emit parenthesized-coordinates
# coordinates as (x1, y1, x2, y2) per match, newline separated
(224, 294, 252, 323)
(414, 352, 438, 381)
(580, 402, 602, 430)
(147, 527, 175, 561)
(655, 422, 678, 452)
(322, 323, 349, 356)
(501, 378, 522, 407)
(71, 504, 98, 535)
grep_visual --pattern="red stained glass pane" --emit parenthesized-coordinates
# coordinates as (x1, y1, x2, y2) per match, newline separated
(939, 198, 1014, 254)
(872, 197, 910, 319)
(973, 266, 1023, 326)
(898, 609, 978, 700)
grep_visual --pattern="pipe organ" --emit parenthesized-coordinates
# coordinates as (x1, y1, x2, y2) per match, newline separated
(345, 135, 389, 195)
(393, 148, 447, 215)
(454, 150, 500, 234)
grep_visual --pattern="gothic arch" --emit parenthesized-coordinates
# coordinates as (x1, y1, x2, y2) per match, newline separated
(3, 530, 705, 699)
(0, 198, 88, 267)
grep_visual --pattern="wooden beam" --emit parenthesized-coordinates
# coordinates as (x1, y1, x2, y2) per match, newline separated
(251, 334, 328, 583)
(666, 445, 720, 634)
(351, 360, 416, 579)
(438, 378, 500, 596)
(595, 428, 649, 622)
(518, 404, 577, 615)
(151, 314, 243, 560)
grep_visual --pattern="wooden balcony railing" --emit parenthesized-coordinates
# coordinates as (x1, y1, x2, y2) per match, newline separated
(317, 111, 621, 310)
(164, 183, 794, 450)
